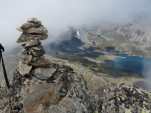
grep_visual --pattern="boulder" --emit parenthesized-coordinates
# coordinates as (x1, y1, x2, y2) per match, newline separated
(33, 67, 56, 80)
(22, 83, 65, 113)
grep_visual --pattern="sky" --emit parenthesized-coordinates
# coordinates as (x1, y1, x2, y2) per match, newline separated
(0, 0, 150, 49)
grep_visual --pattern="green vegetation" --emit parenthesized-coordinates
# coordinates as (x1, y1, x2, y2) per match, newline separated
(96, 55, 107, 61)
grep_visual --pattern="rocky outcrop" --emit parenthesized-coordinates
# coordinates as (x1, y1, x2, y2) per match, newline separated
(7, 18, 92, 113)
(20, 64, 90, 113)
(92, 83, 151, 113)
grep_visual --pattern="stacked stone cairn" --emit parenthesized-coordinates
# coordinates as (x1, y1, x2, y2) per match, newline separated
(16, 18, 50, 76)
(10, 18, 89, 113)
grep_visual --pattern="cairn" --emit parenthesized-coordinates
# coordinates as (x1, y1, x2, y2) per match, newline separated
(16, 18, 50, 76)
(10, 18, 75, 113)
(3, 19, 93, 113)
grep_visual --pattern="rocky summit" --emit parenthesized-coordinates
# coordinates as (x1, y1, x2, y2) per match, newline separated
(0, 18, 151, 113)
(0, 18, 92, 113)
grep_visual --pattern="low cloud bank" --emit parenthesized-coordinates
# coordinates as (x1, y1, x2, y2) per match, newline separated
(0, 0, 150, 50)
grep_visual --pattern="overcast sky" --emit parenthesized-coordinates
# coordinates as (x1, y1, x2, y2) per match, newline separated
(0, 0, 150, 49)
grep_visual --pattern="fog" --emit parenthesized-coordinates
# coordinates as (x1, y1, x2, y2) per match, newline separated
(0, 0, 150, 50)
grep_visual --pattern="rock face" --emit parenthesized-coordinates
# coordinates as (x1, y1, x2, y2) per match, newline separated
(13, 62, 91, 113)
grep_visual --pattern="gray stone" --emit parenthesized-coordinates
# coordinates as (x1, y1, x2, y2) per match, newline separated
(29, 57, 51, 67)
(47, 106, 66, 113)
(33, 68, 56, 80)
(21, 39, 41, 48)
(25, 26, 48, 34)
(20, 18, 41, 31)
(27, 18, 42, 26)
(17, 61, 32, 76)
(17, 18, 48, 43)
(22, 55, 33, 64)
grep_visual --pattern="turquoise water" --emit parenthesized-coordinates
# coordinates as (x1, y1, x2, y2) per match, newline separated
(105, 56, 151, 75)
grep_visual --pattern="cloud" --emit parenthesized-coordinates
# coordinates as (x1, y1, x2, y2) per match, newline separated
(0, 0, 150, 49)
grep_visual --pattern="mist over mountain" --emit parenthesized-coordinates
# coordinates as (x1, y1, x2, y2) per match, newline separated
(0, 0, 151, 50)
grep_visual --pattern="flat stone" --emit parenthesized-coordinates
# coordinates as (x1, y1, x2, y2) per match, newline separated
(17, 33, 48, 43)
(29, 48, 45, 57)
(27, 18, 42, 26)
(20, 23, 36, 31)
(17, 18, 48, 43)
(20, 18, 42, 31)
(33, 67, 56, 80)
(21, 40, 41, 48)
(17, 61, 32, 76)
(30, 57, 51, 67)
(25, 26, 48, 34)
(22, 45, 45, 57)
